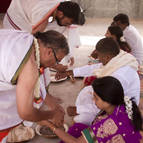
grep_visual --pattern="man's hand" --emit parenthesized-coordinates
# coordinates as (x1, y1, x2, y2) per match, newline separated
(40, 106, 65, 127)
(52, 64, 68, 72)
(44, 94, 63, 110)
(50, 107, 65, 127)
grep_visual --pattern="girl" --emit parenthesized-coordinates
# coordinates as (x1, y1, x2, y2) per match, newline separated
(44, 76, 142, 143)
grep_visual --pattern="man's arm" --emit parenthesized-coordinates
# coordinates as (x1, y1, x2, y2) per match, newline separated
(32, 20, 48, 34)
(55, 64, 102, 80)
(16, 52, 53, 121)
(16, 52, 64, 125)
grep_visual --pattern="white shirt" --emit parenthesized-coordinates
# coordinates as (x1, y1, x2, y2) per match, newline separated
(73, 63, 140, 105)
(73, 64, 140, 124)
(123, 25, 143, 65)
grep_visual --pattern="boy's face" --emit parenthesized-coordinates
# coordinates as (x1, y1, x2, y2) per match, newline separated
(96, 51, 111, 65)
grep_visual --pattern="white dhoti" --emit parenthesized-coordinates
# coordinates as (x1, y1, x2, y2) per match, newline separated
(3, 0, 81, 65)
(0, 29, 34, 130)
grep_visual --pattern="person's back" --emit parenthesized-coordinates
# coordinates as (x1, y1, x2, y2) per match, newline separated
(123, 25, 143, 64)
(0, 29, 33, 130)
(112, 65, 140, 105)
(113, 13, 143, 65)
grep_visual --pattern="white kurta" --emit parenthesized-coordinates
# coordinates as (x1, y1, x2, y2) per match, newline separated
(73, 64, 140, 125)
(123, 25, 143, 65)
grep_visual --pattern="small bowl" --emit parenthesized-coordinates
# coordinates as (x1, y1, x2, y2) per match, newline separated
(35, 124, 68, 138)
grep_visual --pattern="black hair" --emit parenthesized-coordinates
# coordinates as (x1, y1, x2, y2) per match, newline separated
(113, 13, 130, 26)
(96, 37, 120, 56)
(34, 30, 69, 55)
(58, 1, 85, 25)
(108, 26, 131, 52)
(108, 25, 123, 44)
(92, 76, 143, 131)
(92, 76, 124, 105)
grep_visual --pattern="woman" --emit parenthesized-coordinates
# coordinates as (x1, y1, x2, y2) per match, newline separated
(90, 25, 131, 60)
(105, 25, 131, 53)
(44, 76, 142, 143)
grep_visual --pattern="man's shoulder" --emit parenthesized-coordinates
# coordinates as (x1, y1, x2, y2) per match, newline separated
(124, 25, 139, 35)
(112, 66, 139, 80)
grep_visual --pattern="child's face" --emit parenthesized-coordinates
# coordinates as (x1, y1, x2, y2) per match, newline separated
(96, 51, 111, 65)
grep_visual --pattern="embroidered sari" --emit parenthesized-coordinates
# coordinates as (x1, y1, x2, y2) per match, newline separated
(60, 106, 142, 143)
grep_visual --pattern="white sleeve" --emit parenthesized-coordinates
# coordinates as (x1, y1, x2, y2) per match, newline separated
(73, 64, 101, 77)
